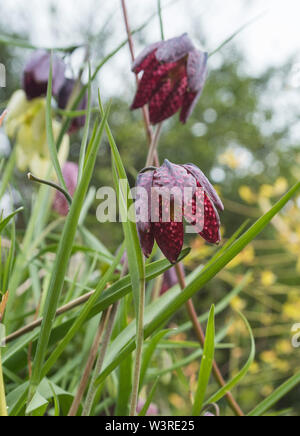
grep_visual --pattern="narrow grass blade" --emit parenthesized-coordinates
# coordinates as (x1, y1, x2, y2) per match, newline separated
(192, 305, 215, 416)
(205, 311, 255, 405)
(249, 372, 300, 416)
(28, 106, 110, 401)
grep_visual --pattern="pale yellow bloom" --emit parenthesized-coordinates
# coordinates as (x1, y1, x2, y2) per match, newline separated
(260, 270, 277, 287)
(239, 186, 257, 204)
(5, 90, 69, 178)
(219, 149, 241, 169)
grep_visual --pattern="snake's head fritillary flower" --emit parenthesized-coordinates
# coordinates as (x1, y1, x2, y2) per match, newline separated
(58, 78, 88, 133)
(23, 50, 66, 100)
(131, 34, 208, 124)
(136, 160, 223, 264)
(53, 162, 78, 216)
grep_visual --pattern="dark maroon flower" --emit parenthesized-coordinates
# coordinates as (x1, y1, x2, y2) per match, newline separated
(53, 162, 78, 216)
(160, 264, 185, 295)
(131, 34, 208, 124)
(23, 50, 66, 100)
(58, 79, 88, 133)
(136, 160, 223, 264)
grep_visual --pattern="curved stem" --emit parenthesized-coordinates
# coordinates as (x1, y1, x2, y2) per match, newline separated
(27, 173, 73, 207)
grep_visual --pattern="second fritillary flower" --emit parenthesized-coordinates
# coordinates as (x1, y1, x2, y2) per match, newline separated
(131, 34, 208, 124)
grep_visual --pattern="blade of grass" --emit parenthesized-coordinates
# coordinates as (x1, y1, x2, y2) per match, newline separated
(192, 305, 215, 416)
(28, 105, 110, 404)
(248, 371, 300, 416)
(205, 311, 255, 405)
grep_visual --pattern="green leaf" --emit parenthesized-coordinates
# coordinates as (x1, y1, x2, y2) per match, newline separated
(205, 311, 255, 405)
(249, 371, 300, 416)
(41, 244, 125, 378)
(28, 105, 111, 400)
(102, 95, 145, 320)
(140, 330, 171, 390)
(25, 392, 49, 416)
(0, 208, 23, 234)
(192, 305, 215, 416)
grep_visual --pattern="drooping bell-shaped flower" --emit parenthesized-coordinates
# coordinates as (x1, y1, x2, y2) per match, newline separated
(135, 160, 223, 264)
(131, 34, 208, 124)
(23, 50, 66, 100)
(58, 78, 88, 133)
(53, 162, 78, 216)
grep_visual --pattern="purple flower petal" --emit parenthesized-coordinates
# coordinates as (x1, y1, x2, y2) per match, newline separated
(136, 170, 155, 258)
(132, 42, 163, 73)
(156, 34, 194, 64)
(183, 164, 224, 211)
(23, 50, 66, 100)
(53, 162, 78, 216)
(58, 79, 88, 133)
(187, 50, 208, 93)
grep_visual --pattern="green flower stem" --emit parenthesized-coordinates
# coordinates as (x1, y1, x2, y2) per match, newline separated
(0, 351, 8, 416)
(157, 0, 165, 40)
(27, 173, 73, 206)
(145, 123, 163, 168)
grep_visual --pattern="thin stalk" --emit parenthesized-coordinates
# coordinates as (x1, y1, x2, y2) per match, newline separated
(120, 0, 159, 166)
(157, 0, 165, 40)
(129, 267, 145, 416)
(68, 309, 111, 416)
(82, 303, 119, 416)
(0, 352, 8, 416)
(145, 123, 163, 167)
(27, 173, 72, 206)
(174, 264, 244, 417)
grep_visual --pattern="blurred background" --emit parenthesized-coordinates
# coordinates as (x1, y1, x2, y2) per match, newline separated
(1, 0, 300, 415)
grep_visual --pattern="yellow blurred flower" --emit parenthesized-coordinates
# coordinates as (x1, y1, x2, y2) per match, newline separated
(260, 270, 277, 287)
(249, 361, 260, 374)
(219, 149, 241, 169)
(259, 184, 274, 199)
(275, 340, 293, 355)
(273, 178, 288, 196)
(5, 90, 69, 178)
(230, 296, 246, 311)
(239, 186, 257, 204)
(260, 350, 276, 364)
